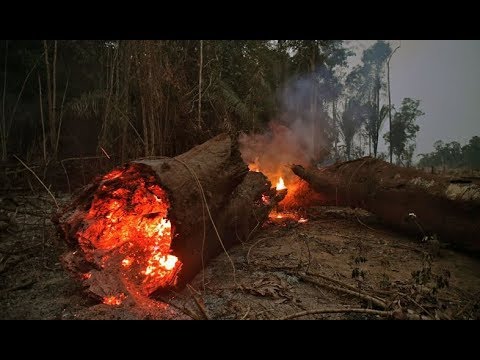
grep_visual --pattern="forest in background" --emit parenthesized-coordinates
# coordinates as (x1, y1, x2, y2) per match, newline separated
(0, 40, 478, 173)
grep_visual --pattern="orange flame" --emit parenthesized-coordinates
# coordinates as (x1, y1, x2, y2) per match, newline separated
(248, 156, 261, 172)
(244, 147, 313, 221)
(248, 164, 260, 172)
(261, 194, 270, 205)
(276, 177, 286, 191)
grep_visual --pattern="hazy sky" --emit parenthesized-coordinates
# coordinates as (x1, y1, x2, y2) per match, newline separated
(348, 40, 480, 155)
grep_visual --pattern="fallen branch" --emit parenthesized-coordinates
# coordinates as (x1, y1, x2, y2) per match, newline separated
(13, 155, 59, 209)
(182, 306, 202, 320)
(60, 156, 113, 193)
(279, 307, 394, 320)
(187, 284, 210, 320)
(355, 216, 377, 232)
(404, 294, 435, 319)
(298, 274, 388, 310)
(0, 255, 26, 274)
(0, 243, 42, 255)
(241, 306, 251, 320)
(5, 209, 52, 218)
(300, 236, 312, 273)
(305, 270, 380, 296)
(0, 279, 36, 296)
(247, 237, 274, 265)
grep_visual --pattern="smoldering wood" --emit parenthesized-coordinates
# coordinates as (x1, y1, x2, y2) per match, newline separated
(292, 157, 480, 253)
(54, 134, 283, 300)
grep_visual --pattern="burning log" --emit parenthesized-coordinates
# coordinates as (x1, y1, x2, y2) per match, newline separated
(292, 157, 480, 253)
(55, 134, 283, 303)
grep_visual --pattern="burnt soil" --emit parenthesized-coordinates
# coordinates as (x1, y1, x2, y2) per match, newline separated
(1, 192, 479, 320)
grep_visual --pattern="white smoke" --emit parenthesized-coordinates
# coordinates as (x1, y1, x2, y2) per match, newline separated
(239, 70, 335, 177)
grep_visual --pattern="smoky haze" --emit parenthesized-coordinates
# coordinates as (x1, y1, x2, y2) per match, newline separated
(239, 121, 311, 179)
(349, 40, 480, 156)
(240, 40, 480, 169)
(389, 40, 480, 155)
(239, 71, 334, 179)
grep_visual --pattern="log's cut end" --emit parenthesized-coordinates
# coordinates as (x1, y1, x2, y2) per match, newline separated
(56, 162, 182, 304)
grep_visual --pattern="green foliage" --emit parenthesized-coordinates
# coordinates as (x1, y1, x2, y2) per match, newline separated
(0, 39, 429, 168)
(1, 40, 290, 159)
(377, 152, 388, 161)
(344, 41, 393, 158)
(354, 256, 367, 264)
(462, 136, 480, 169)
(411, 254, 450, 298)
(379, 273, 391, 289)
(351, 267, 366, 280)
(339, 99, 366, 159)
(365, 102, 389, 157)
(384, 97, 423, 165)
(418, 136, 480, 170)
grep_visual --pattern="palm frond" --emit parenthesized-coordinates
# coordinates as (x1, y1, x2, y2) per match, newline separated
(66, 90, 107, 117)
(215, 79, 250, 121)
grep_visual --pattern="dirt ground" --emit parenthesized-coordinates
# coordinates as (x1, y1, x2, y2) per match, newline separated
(1, 192, 479, 320)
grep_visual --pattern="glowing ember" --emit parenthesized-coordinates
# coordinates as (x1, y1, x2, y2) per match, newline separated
(143, 254, 178, 275)
(76, 164, 183, 296)
(103, 293, 126, 306)
(82, 273, 92, 280)
(262, 194, 270, 205)
(276, 177, 286, 191)
(269, 210, 305, 222)
(248, 157, 261, 172)
(122, 257, 133, 267)
(160, 255, 178, 270)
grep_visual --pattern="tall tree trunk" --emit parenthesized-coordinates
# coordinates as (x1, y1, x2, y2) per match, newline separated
(55, 74, 69, 157)
(141, 96, 149, 157)
(100, 45, 114, 151)
(52, 40, 57, 157)
(1, 40, 7, 160)
(373, 81, 380, 158)
(38, 74, 47, 164)
(332, 100, 338, 156)
(134, 49, 149, 157)
(310, 42, 318, 162)
(43, 40, 53, 155)
(311, 93, 318, 162)
(387, 44, 401, 164)
(358, 131, 362, 156)
(346, 138, 351, 161)
(368, 136, 372, 156)
(198, 40, 203, 130)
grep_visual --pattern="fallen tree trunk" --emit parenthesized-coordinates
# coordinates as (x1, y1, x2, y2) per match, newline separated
(292, 157, 480, 253)
(55, 134, 283, 302)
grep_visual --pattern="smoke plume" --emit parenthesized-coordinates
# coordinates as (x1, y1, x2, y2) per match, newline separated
(239, 70, 336, 181)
